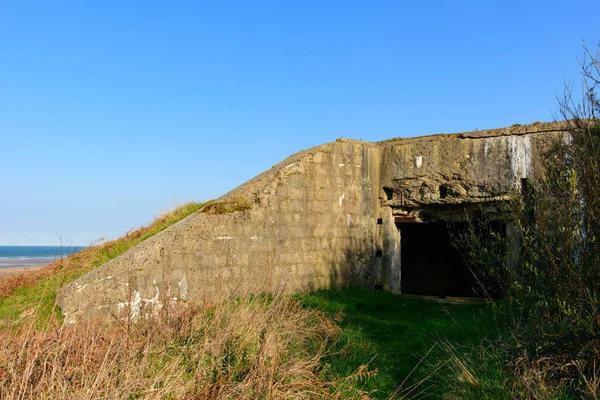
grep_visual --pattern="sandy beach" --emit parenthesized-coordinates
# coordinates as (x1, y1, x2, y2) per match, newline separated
(0, 259, 51, 277)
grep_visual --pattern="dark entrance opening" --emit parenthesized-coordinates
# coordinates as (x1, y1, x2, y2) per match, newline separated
(399, 222, 478, 297)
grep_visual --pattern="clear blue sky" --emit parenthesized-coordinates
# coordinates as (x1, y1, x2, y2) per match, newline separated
(0, 1, 598, 246)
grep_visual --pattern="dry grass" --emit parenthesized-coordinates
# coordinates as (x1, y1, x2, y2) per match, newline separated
(0, 200, 378, 398)
(432, 336, 600, 400)
(0, 291, 374, 399)
(505, 349, 600, 400)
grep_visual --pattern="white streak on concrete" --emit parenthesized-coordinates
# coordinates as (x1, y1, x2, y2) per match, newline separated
(484, 137, 494, 159)
(117, 290, 143, 320)
(116, 286, 163, 321)
(148, 287, 160, 305)
(507, 136, 532, 185)
(76, 283, 88, 291)
(338, 193, 345, 207)
(415, 155, 423, 169)
(178, 276, 188, 299)
(214, 236, 233, 240)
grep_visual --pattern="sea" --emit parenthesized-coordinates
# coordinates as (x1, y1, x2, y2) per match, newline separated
(0, 246, 86, 268)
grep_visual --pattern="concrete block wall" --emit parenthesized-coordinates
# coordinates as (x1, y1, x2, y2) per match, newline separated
(58, 122, 567, 321)
(58, 139, 382, 322)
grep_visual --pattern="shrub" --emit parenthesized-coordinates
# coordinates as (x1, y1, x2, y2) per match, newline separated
(452, 42, 600, 398)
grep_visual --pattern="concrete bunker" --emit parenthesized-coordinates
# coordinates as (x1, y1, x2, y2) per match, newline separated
(57, 122, 566, 322)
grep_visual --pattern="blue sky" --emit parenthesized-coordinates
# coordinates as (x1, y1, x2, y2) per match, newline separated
(0, 1, 598, 245)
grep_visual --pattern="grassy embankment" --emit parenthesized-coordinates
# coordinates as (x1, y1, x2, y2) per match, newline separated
(0, 202, 501, 398)
(0, 202, 205, 328)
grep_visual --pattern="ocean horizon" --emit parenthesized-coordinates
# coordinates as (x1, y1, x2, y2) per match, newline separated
(0, 245, 86, 268)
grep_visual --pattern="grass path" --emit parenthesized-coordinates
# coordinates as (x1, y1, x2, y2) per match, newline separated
(299, 288, 501, 399)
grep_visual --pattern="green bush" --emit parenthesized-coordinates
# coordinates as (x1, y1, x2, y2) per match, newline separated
(452, 42, 600, 398)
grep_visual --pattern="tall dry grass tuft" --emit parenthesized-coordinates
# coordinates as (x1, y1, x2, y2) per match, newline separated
(0, 291, 374, 399)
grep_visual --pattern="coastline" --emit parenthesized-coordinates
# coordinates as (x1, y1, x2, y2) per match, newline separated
(0, 265, 46, 277)
(0, 259, 51, 277)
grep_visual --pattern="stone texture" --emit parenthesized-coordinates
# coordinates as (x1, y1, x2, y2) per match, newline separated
(57, 122, 566, 322)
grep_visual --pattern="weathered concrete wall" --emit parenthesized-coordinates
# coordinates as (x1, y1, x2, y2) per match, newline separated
(58, 122, 567, 321)
(58, 140, 382, 322)
(379, 124, 565, 222)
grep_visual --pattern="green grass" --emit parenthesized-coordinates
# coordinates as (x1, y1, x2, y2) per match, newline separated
(0, 202, 205, 329)
(299, 287, 504, 399)
(0, 200, 513, 397)
(0, 278, 62, 329)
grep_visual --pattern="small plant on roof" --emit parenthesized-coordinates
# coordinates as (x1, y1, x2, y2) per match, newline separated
(202, 196, 252, 215)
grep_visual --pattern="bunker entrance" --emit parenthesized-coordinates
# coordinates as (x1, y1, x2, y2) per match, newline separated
(399, 221, 479, 297)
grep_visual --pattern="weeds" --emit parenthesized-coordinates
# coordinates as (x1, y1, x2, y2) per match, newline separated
(445, 42, 600, 399)
(201, 196, 252, 215)
(0, 291, 376, 399)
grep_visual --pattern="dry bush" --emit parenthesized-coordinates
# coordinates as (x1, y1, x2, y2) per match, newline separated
(0, 291, 374, 399)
